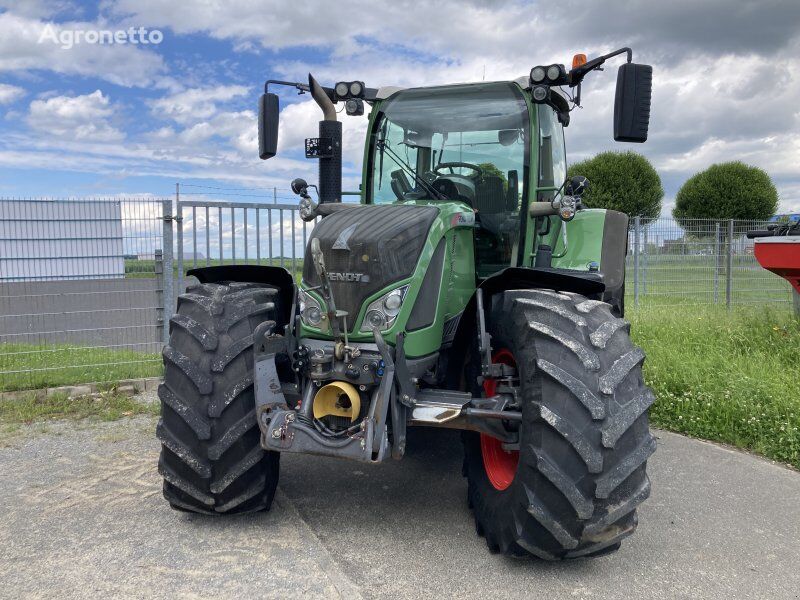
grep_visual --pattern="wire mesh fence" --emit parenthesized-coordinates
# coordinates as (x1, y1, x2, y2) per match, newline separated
(1, 195, 796, 393)
(626, 216, 795, 307)
(0, 198, 169, 392)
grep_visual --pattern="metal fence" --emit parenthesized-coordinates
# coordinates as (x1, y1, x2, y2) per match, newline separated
(627, 216, 795, 308)
(0, 195, 797, 393)
(174, 199, 313, 295)
(0, 198, 170, 392)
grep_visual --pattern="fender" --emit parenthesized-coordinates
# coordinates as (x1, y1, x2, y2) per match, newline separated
(186, 265, 296, 326)
(442, 266, 605, 389)
(478, 266, 605, 298)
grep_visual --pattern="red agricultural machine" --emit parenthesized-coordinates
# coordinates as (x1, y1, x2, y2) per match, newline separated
(748, 220, 800, 309)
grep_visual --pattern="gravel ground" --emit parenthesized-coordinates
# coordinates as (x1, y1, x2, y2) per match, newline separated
(1, 407, 799, 600)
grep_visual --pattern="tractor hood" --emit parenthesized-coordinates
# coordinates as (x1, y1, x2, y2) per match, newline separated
(302, 204, 439, 322)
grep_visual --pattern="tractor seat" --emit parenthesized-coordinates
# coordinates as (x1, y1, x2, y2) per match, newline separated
(474, 175, 506, 214)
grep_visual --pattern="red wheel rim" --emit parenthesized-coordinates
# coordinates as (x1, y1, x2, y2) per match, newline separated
(480, 349, 519, 491)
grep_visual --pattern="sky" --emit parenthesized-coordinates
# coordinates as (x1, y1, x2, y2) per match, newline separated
(0, 0, 799, 217)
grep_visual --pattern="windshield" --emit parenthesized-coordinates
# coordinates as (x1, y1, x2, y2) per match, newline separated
(368, 82, 529, 207)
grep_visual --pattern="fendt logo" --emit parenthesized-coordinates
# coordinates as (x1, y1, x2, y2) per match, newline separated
(328, 272, 369, 283)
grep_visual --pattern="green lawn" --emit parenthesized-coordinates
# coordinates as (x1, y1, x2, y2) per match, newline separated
(126, 253, 793, 306)
(1, 303, 798, 469)
(631, 305, 800, 468)
(0, 343, 161, 392)
(0, 390, 159, 425)
(625, 254, 794, 306)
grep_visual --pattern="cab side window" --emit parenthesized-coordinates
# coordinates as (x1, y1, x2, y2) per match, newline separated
(537, 105, 566, 191)
(372, 120, 418, 204)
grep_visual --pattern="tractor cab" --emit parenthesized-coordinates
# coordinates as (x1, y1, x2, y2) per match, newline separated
(367, 81, 532, 277)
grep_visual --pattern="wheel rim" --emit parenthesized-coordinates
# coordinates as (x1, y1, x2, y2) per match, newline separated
(480, 348, 519, 491)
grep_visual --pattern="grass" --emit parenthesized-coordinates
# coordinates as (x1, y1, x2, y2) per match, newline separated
(1, 290, 797, 469)
(0, 390, 159, 425)
(630, 305, 800, 468)
(624, 253, 794, 305)
(0, 343, 161, 392)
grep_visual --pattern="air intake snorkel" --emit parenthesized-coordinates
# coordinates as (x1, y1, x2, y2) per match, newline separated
(309, 74, 342, 204)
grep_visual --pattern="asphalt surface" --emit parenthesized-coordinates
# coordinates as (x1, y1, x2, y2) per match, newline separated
(1, 415, 799, 600)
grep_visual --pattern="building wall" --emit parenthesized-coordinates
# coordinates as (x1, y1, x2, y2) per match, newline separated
(0, 200, 125, 281)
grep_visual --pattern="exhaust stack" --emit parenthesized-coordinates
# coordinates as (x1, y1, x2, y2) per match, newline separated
(309, 74, 342, 204)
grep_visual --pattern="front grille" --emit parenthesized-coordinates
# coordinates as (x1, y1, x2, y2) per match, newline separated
(303, 204, 439, 326)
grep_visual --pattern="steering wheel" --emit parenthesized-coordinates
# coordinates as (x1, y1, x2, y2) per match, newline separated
(433, 161, 484, 178)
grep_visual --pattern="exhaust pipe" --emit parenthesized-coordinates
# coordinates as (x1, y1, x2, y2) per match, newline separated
(309, 74, 336, 122)
(309, 74, 342, 203)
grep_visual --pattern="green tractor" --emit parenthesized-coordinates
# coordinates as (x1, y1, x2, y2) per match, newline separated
(158, 48, 656, 559)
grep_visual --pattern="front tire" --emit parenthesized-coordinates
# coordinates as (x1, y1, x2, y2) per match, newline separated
(464, 289, 655, 559)
(158, 281, 282, 515)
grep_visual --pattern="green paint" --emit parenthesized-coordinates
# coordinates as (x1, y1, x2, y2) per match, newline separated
(298, 200, 476, 356)
(551, 210, 607, 271)
(300, 82, 619, 357)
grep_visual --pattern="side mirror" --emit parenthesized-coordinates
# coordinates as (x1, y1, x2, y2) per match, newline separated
(566, 175, 589, 197)
(498, 129, 521, 146)
(258, 92, 279, 159)
(614, 63, 652, 143)
(291, 177, 309, 196)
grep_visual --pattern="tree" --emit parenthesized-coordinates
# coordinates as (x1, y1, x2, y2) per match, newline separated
(673, 162, 778, 228)
(477, 162, 508, 191)
(567, 151, 663, 223)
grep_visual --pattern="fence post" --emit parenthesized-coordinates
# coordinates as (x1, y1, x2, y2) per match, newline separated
(793, 289, 800, 317)
(642, 225, 648, 296)
(154, 248, 165, 344)
(713, 222, 721, 304)
(725, 219, 734, 308)
(633, 216, 640, 307)
(176, 184, 185, 298)
(162, 199, 174, 346)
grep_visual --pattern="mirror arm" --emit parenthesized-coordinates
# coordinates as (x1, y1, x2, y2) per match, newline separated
(264, 79, 336, 102)
(265, 79, 308, 94)
(568, 47, 633, 86)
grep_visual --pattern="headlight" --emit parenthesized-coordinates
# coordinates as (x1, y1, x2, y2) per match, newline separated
(345, 98, 364, 116)
(365, 310, 387, 330)
(299, 290, 326, 328)
(383, 290, 402, 314)
(530, 66, 546, 83)
(334, 82, 349, 98)
(559, 195, 577, 221)
(532, 85, 549, 103)
(546, 64, 562, 81)
(349, 81, 363, 97)
(360, 285, 409, 333)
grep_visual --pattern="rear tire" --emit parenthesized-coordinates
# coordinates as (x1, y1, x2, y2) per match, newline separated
(158, 281, 282, 515)
(464, 289, 654, 559)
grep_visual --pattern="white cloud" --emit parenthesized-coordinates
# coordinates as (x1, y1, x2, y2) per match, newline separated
(0, 82, 25, 104)
(149, 85, 249, 125)
(0, 0, 798, 213)
(27, 90, 124, 141)
(107, 0, 534, 58)
(0, 12, 168, 87)
(142, 85, 262, 169)
(0, 0, 77, 19)
(276, 98, 368, 169)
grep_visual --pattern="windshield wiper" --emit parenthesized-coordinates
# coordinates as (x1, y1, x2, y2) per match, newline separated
(376, 139, 447, 201)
